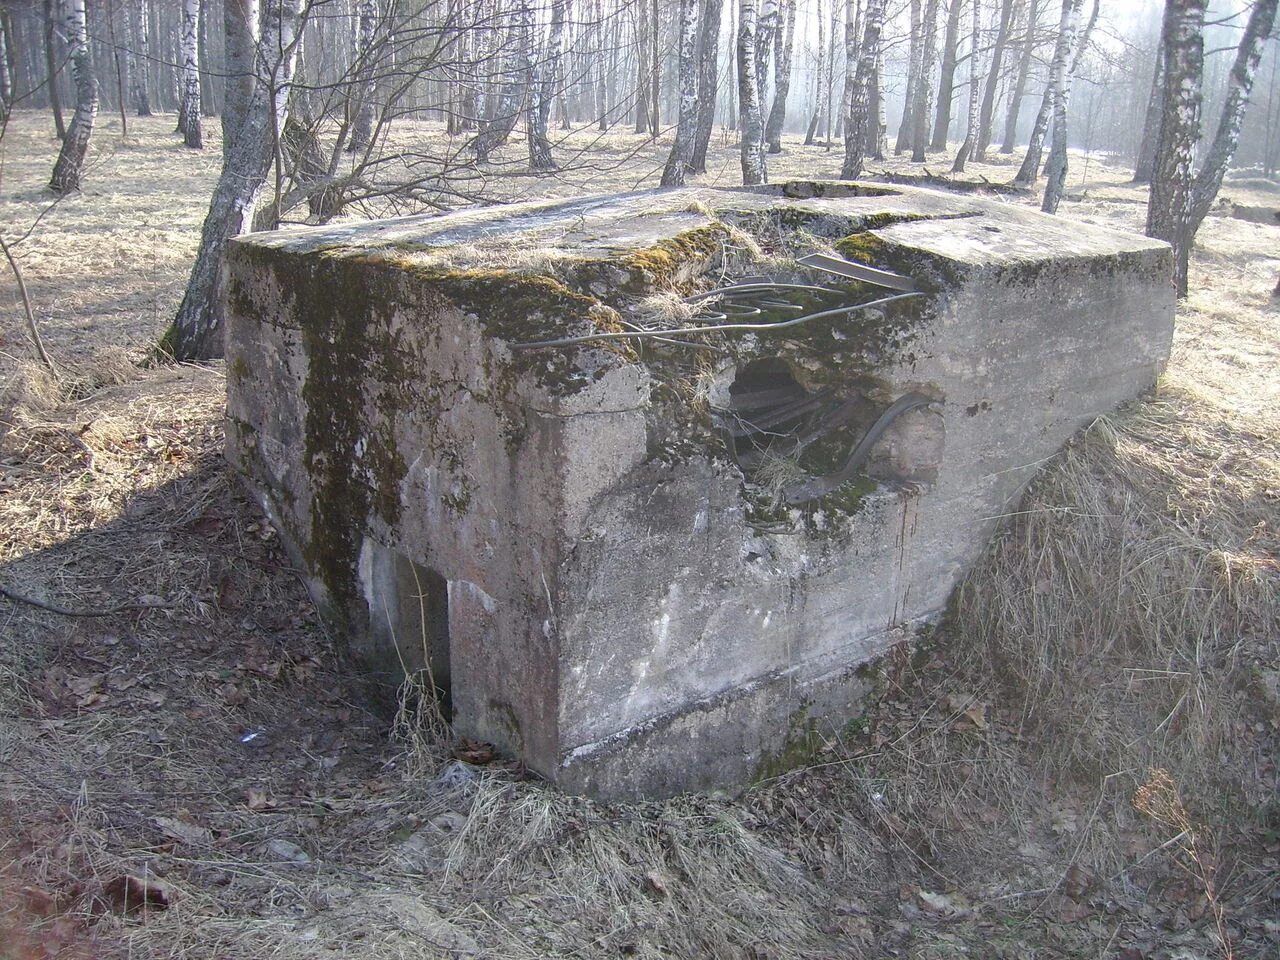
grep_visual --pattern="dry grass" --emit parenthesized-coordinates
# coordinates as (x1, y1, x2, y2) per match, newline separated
(1, 109, 1278, 958)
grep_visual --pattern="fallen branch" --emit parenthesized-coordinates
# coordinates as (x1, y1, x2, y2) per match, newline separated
(0, 582, 172, 617)
(0, 235, 56, 373)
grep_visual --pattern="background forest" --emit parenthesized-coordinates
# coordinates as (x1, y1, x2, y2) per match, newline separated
(1, 1, 1278, 959)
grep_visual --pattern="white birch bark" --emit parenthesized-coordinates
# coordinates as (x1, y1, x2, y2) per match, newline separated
(1145, 0, 1206, 298)
(528, 0, 565, 170)
(1040, 0, 1082, 212)
(49, 0, 97, 193)
(179, 0, 203, 148)
(738, 0, 767, 184)
(168, 0, 305, 360)
(662, 0, 701, 184)
(841, 0, 884, 179)
(950, 0, 982, 172)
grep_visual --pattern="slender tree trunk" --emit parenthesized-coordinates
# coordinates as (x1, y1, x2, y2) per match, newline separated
(223, 0, 258, 162)
(127, 0, 151, 115)
(596, 0, 610, 131)
(168, 0, 305, 361)
(690, 0, 724, 172)
(662, 0, 700, 183)
(764, 0, 795, 152)
(635, 7, 650, 133)
(0, 13, 12, 123)
(1187, 0, 1277, 232)
(842, 0, 884, 179)
(179, 0, 203, 147)
(805, 0, 826, 145)
(1145, 0, 1205, 298)
(44, 0, 66, 140)
(895, 0, 921, 154)
(49, 0, 97, 192)
(347, 0, 376, 151)
(1040, 0, 1082, 212)
(931, 0, 962, 151)
(824, 0, 841, 145)
(738, 0, 767, 183)
(1133, 37, 1165, 183)
(1000, 0, 1038, 152)
(755, 0, 778, 127)
(976, 0, 1015, 159)
(869, 46, 887, 158)
(528, 0, 565, 170)
(911, 0, 941, 160)
(472, 2, 530, 161)
(951, 0, 981, 171)
(650, 0, 660, 132)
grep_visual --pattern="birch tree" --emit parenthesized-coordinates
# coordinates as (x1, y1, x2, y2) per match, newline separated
(472, 2, 531, 162)
(690, 0, 725, 173)
(1187, 0, 1277, 230)
(999, 0, 1039, 152)
(49, 0, 97, 193)
(166, 0, 307, 360)
(804, 0, 828, 145)
(1133, 38, 1165, 184)
(178, 0, 203, 148)
(1040, 0, 1082, 212)
(976, 0, 1015, 159)
(0, 14, 11, 123)
(1013, 0, 1087, 185)
(951, 0, 982, 172)
(911, 0, 941, 161)
(895, 0, 922, 154)
(347, 0, 377, 152)
(931, 0, 963, 150)
(127, 0, 152, 116)
(738, 0, 767, 183)
(765, 0, 796, 153)
(841, 0, 885, 179)
(662, 0, 700, 184)
(528, 0, 566, 170)
(1145, 0, 1205, 298)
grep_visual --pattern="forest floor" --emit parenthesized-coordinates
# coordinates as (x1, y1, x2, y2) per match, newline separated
(1, 111, 1278, 959)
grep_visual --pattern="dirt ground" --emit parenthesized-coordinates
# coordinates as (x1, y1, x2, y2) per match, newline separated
(1, 111, 1278, 959)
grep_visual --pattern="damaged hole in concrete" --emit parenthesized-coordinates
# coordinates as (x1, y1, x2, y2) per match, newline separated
(358, 539, 452, 715)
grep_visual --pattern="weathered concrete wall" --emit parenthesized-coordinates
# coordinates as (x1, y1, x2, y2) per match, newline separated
(224, 181, 1175, 799)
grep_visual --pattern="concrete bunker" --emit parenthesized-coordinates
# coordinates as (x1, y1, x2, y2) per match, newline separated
(224, 180, 1175, 800)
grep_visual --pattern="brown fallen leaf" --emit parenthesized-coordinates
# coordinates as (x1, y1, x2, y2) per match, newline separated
(245, 788, 278, 811)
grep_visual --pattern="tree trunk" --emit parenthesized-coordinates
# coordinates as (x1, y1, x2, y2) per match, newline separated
(911, 0, 941, 161)
(1000, 0, 1038, 152)
(223, 0, 258, 162)
(869, 47, 887, 158)
(895, 0, 921, 154)
(755, 0, 778, 127)
(635, 7, 650, 133)
(690, 0, 724, 172)
(930, 0, 962, 151)
(1013, 0, 1080, 184)
(472, 2, 530, 162)
(738, 0, 767, 183)
(824, 0, 841, 145)
(1187, 0, 1277, 232)
(179, 0, 203, 148)
(650, 0, 660, 133)
(662, 0, 700, 184)
(49, 0, 97, 193)
(1132, 37, 1164, 183)
(167, 0, 305, 361)
(950, 0, 981, 172)
(842, 0, 884, 179)
(44, 0, 66, 139)
(1145, 0, 1205, 299)
(804, 0, 826, 145)
(127, 0, 152, 116)
(528, 0, 565, 170)
(764, 0, 795, 152)
(976, 0, 1015, 159)
(0, 12, 11, 123)
(347, 0, 377, 152)
(1040, 0, 1082, 212)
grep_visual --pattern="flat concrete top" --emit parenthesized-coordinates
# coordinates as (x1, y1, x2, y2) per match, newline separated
(233, 180, 1170, 271)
